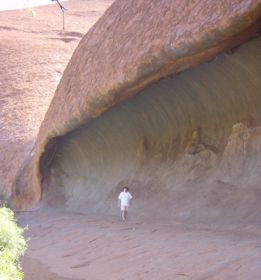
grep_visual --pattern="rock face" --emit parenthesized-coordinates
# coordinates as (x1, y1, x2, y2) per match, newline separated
(0, 0, 112, 199)
(12, 0, 261, 225)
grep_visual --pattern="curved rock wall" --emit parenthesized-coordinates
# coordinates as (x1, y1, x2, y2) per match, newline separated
(44, 37, 261, 225)
(11, 0, 261, 226)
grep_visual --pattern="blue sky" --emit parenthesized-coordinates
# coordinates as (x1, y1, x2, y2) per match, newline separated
(0, 0, 65, 11)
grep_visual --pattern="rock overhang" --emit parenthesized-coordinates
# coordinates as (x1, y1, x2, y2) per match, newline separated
(11, 0, 261, 210)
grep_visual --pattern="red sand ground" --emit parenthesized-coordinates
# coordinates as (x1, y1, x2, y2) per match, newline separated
(18, 207, 261, 280)
(1, 1, 261, 279)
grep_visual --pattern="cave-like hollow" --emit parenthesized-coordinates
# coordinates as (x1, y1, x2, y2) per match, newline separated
(40, 37, 261, 225)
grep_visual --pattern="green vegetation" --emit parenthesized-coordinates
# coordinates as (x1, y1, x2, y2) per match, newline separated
(0, 206, 27, 280)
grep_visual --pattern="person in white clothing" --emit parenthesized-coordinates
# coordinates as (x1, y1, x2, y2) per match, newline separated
(118, 187, 133, 221)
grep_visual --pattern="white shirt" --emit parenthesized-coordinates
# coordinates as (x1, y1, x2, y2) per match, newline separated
(118, 191, 133, 207)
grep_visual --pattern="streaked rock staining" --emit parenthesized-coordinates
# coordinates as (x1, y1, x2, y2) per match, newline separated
(12, 0, 261, 226)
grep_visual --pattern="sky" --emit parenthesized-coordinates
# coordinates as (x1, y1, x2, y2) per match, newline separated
(0, 0, 65, 11)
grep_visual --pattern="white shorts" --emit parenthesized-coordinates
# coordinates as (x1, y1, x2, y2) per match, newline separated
(121, 205, 129, 211)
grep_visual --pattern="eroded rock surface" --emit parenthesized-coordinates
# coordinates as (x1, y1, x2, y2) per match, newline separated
(0, 0, 112, 198)
(12, 0, 261, 227)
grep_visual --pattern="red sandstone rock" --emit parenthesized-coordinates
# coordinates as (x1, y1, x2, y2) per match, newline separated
(2, 2, 261, 279)
(0, 0, 112, 199)
(11, 0, 261, 219)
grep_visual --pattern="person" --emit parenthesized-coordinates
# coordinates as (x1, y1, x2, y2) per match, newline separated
(118, 187, 133, 221)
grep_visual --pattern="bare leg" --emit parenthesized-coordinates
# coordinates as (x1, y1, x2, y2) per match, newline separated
(124, 210, 127, 221)
(121, 210, 127, 221)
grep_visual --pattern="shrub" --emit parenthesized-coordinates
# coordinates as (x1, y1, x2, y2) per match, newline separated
(0, 207, 27, 280)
